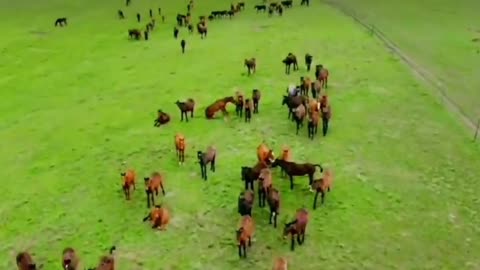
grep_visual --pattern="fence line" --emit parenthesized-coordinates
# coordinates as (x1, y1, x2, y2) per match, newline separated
(321, 0, 478, 139)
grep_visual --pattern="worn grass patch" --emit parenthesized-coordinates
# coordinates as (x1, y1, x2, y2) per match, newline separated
(1, 0, 479, 269)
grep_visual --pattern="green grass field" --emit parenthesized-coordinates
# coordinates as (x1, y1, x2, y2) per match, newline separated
(1, 0, 480, 269)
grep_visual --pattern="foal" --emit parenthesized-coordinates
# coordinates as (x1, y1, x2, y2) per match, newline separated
(311, 169, 333, 209)
(120, 169, 136, 200)
(16, 252, 36, 270)
(283, 208, 309, 251)
(244, 99, 252, 122)
(244, 58, 256, 75)
(144, 172, 166, 208)
(241, 161, 268, 190)
(267, 188, 280, 228)
(258, 168, 272, 207)
(197, 146, 216, 180)
(235, 91, 244, 117)
(271, 159, 323, 190)
(252, 89, 261, 113)
(175, 133, 186, 165)
(175, 98, 195, 122)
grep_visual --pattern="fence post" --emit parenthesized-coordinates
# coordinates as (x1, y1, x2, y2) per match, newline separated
(474, 118, 480, 141)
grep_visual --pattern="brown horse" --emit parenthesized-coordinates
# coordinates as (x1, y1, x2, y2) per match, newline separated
(252, 89, 261, 113)
(142, 205, 170, 230)
(267, 188, 280, 227)
(144, 172, 166, 208)
(244, 58, 256, 75)
(16, 252, 36, 270)
(235, 91, 244, 117)
(307, 110, 319, 140)
(283, 208, 309, 251)
(241, 161, 268, 190)
(244, 98, 252, 122)
(278, 145, 291, 177)
(197, 22, 207, 38)
(271, 159, 323, 190)
(175, 133, 186, 165)
(205, 96, 235, 119)
(154, 109, 170, 127)
(175, 98, 195, 122)
(315, 64, 329, 88)
(238, 190, 254, 216)
(197, 146, 216, 180)
(236, 215, 255, 258)
(319, 95, 332, 136)
(311, 169, 333, 209)
(293, 104, 306, 135)
(282, 53, 298, 74)
(257, 143, 275, 165)
(257, 168, 272, 207)
(300, 77, 311, 96)
(272, 257, 288, 270)
(62, 247, 79, 270)
(120, 169, 136, 200)
(87, 246, 116, 270)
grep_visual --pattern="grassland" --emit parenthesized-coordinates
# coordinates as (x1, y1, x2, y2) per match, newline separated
(328, 0, 480, 125)
(1, 0, 480, 269)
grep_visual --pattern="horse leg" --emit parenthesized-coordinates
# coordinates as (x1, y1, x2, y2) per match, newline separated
(160, 183, 165, 195)
(290, 235, 295, 251)
(273, 211, 278, 228)
(297, 234, 302, 245)
(238, 245, 242, 258)
(146, 190, 150, 208)
(142, 213, 151, 222)
(204, 165, 208, 181)
(245, 179, 249, 190)
(313, 191, 319, 209)
(269, 210, 272, 224)
(243, 244, 247, 258)
(185, 111, 189, 122)
(258, 189, 262, 207)
(289, 175, 294, 190)
(191, 109, 194, 118)
(296, 119, 300, 135)
(250, 180, 254, 191)
(150, 193, 155, 207)
(325, 77, 328, 88)
(321, 190, 326, 204)
(210, 157, 215, 172)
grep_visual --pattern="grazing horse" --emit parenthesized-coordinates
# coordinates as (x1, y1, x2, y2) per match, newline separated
(307, 110, 319, 140)
(62, 247, 78, 270)
(319, 95, 332, 136)
(315, 64, 329, 88)
(251, 89, 261, 113)
(278, 146, 291, 177)
(241, 161, 268, 190)
(244, 99, 252, 122)
(175, 133, 186, 165)
(128, 29, 142, 40)
(267, 188, 280, 228)
(144, 172, 166, 208)
(257, 168, 272, 207)
(305, 54, 313, 71)
(293, 104, 306, 135)
(142, 205, 170, 230)
(311, 169, 333, 209)
(120, 169, 136, 200)
(118, 10, 125, 19)
(237, 215, 255, 258)
(197, 22, 207, 38)
(257, 143, 275, 165)
(16, 252, 36, 270)
(88, 246, 116, 270)
(205, 96, 235, 119)
(282, 95, 307, 120)
(175, 98, 195, 122)
(54, 17, 67, 27)
(244, 58, 256, 75)
(238, 190, 254, 216)
(282, 53, 298, 74)
(271, 159, 323, 190)
(283, 208, 309, 251)
(154, 109, 170, 127)
(197, 146, 216, 180)
(235, 91, 244, 117)
(273, 257, 288, 270)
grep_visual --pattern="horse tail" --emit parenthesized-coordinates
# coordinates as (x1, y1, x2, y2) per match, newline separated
(314, 164, 323, 172)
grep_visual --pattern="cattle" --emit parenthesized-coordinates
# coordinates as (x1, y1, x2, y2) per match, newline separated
(241, 162, 268, 190)
(252, 89, 261, 113)
(283, 208, 309, 251)
(154, 109, 170, 127)
(244, 58, 256, 75)
(235, 91, 244, 117)
(319, 95, 332, 136)
(238, 190, 254, 216)
(136, 13, 141, 22)
(118, 10, 125, 19)
(16, 252, 36, 270)
(244, 98, 252, 122)
(197, 22, 207, 38)
(293, 104, 306, 134)
(54, 17, 67, 27)
(128, 29, 142, 40)
(282, 95, 307, 120)
(315, 64, 329, 88)
(120, 169, 136, 200)
(181, 39, 186, 53)
(273, 257, 288, 270)
(175, 133, 186, 165)
(204, 96, 235, 119)
(87, 246, 116, 270)
(173, 26, 179, 39)
(257, 168, 272, 207)
(257, 143, 275, 165)
(267, 188, 280, 228)
(142, 205, 170, 230)
(282, 53, 298, 74)
(311, 169, 333, 209)
(175, 98, 195, 122)
(254, 4, 267, 12)
(307, 110, 319, 140)
(271, 159, 323, 190)
(62, 247, 78, 270)
(197, 146, 216, 180)
(236, 215, 255, 258)
(281, 0, 293, 8)
(144, 172, 166, 208)
(305, 54, 313, 71)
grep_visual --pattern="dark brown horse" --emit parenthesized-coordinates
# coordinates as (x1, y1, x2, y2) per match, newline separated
(244, 98, 252, 122)
(197, 146, 216, 180)
(283, 208, 309, 251)
(238, 190, 254, 216)
(282, 53, 298, 74)
(271, 159, 323, 190)
(244, 58, 256, 75)
(252, 89, 261, 113)
(175, 98, 195, 122)
(315, 64, 329, 88)
(16, 252, 36, 270)
(205, 96, 235, 119)
(235, 91, 244, 117)
(241, 161, 268, 190)
(154, 109, 170, 127)
(267, 188, 280, 228)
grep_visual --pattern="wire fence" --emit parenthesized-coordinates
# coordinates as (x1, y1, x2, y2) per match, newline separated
(321, 0, 480, 141)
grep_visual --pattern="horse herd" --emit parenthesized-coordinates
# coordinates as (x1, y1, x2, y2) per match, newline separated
(19, 1, 335, 270)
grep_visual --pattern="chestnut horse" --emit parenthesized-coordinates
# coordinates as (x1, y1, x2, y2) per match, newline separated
(144, 172, 166, 208)
(283, 208, 309, 251)
(16, 252, 36, 270)
(120, 169, 136, 200)
(272, 257, 288, 270)
(257, 143, 275, 165)
(205, 96, 235, 119)
(237, 215, 255, 258)
(311, 169, 333, 209)
(142, 205, 170, 230)
(175, 133, 186, 165)
(315, 64, 329, 88)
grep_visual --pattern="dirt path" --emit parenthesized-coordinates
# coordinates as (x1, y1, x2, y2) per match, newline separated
(322, 0, 478, 134)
